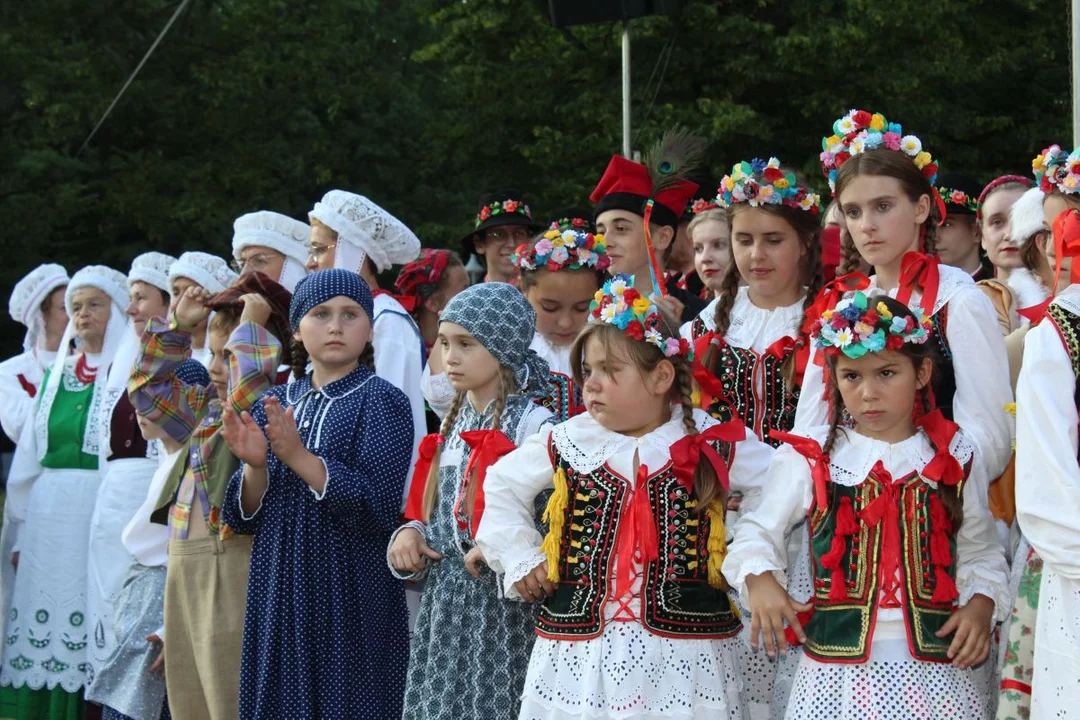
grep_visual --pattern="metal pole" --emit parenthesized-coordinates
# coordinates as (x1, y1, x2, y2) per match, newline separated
(1073, 0, 1080, 145)
(622, 20, 631, 158)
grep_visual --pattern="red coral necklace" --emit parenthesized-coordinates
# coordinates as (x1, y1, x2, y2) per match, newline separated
(74, 354, 98, 385)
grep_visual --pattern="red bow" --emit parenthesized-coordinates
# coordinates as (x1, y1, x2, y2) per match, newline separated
(403, 434, 443, 522)
(615, 464, 659, 599)
(804, 272, 872, 336)
(670, 420, 747, 495)
(765, 335, 809, 385)
(372, 288, 419, 314)
(917, 410, 964, 487)
(1051, 208, 1080, 292)
(895, 251, 939, 317)
(858, 462, 904, 608)
(457, 430, 517, 538)
(691, 332, 728, 405)
(1017, 298, 1053, 324)
(16, 374, 36, 398)
(772, 431, 831, 509)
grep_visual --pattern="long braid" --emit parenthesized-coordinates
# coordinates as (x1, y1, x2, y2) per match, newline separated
(421, 390, 466, 522)
(822, 380, 846, 456)
(838, 229, 864, 276)
(922, 215, 939, 257)
(675, 359, 723, 509)
(783, 230, 825, 390)
(463, 367, 515, 522)
(291, 338, 309, 380)
(710, 264, 741, 338)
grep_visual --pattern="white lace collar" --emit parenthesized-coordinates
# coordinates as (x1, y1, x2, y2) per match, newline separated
(530, 332, 573, 377)
(725, 286, 805, 351)
(1053, 284, 1080, 316)
(868, 263, 974, 316)
(695, 297, 720, 333)
(551, 406, 716, 474)
(798, 424, 974, 487)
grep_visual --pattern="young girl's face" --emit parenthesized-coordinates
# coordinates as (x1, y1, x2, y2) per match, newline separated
(839, 175, 930, 271)
(980, 187, 1027, 270)
(731, 208, 806, 307)
(596, 210, 650, 277)
(1044, 193, 1077, 281)
(297, 296, 372, 369)
(136, 413, 169, 442)
(935, 214, 980, 268)
(206, 326, 232, 399)
(525, 270, 598, 347)
(691, 219, 731, 293)
(579, 333, 674, 437)
(834, 350, 932, 444)
(439, 321, 501, 393)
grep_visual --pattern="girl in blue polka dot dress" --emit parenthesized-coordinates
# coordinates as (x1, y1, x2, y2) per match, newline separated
(221, 269, 415, 720)
(389, 282, 554, 720)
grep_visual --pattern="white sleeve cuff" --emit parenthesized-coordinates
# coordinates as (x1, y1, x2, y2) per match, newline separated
(502, 549, 548, 602)
(387, 521, 429, 581)
(308, 456, 331, 501)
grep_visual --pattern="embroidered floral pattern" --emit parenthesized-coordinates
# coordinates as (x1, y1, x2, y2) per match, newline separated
(717, 157, 822, 214)
(820, 109, 938, 192)
(476, 199, 533, 227)
(938, 186, 978, 213)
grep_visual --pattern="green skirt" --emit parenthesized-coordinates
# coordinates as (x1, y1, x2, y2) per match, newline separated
(0, 685, 84, 720)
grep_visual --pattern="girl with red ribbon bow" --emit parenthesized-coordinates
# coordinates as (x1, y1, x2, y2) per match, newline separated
(388, 282, 554, 720)
(475, 277, 773, 719)
(797, 114, 1013, 487)
(725, 295, 1008, 720)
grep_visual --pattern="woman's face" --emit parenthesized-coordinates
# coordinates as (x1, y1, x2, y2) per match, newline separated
(41, 286, 69, 340)
(980, 186, 1027, 270)
(730, 208, 806, 308)
(69, 287, 112, 349)
(691, 219, 731, 293)
(126, 281, 169, 336)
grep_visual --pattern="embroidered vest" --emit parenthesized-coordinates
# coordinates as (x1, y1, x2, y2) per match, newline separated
(536, 438, 741, 640)
(928, 307, 956, 421)
(690, 317, 799, 449)
(536, 371, 584, 423)
(803, 462, 970, 663)
(1046, 303, 1080, 461)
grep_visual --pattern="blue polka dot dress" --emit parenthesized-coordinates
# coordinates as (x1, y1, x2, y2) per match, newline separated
(222, 364, 413, 720)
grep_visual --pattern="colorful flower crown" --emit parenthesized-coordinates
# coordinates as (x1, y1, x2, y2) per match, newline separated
(717, 157, 822, 214)
(938, 186, 978, 213)
(549, 215, 592, 232)
(513, 228, 610, 273)
(476, 199, 533, 227)
(1032, 144, 1080, 194)
(820, 110, 938, 193)
(589, 274, 691, 359)
(813, 292, 932, 359)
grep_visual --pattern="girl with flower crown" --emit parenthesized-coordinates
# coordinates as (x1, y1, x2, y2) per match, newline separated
(725, 292, 1009, 720)
(475, 274, 774, 719)
(796, 110, 1013, 486)
(993, 144, 1080, 720)
(511, 222, 610, 422)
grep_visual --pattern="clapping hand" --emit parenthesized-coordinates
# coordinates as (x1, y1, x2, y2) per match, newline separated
(221, 406, 268, 469)
(264, 397, 304, 465)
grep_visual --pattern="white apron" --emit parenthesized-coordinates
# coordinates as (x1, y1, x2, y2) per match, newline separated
(85, 456, 158, 682)
(0, 467, 101, 693)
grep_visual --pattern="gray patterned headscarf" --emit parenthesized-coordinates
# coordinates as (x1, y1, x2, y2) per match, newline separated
(439, 282, 549, 398)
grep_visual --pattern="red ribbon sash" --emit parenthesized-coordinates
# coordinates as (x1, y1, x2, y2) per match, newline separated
(457, 430, 516, 538)
(895, 251, 940, 316)
(669, 420, 746, 495)
(772, 431, 831, 509)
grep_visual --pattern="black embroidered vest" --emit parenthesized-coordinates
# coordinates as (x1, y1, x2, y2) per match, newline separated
(1045, 303, 1080, 461)
(536, 371, 584, 423)
(803, 461, 971, 663)
(928, 307, 956, 421)
(536, 438, 741, 640)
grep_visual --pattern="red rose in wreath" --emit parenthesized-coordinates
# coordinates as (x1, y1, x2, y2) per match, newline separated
(626, 322, 645, 341)
(852, 110, 872, 128)
(504, 200, 519, 213)
(885, 334, 905, 350)
(950, 190, 966, 204)
(479, 206, 492, 221)
(763, 167, 785, 183)
(623, 288, 641, 304)
(572, 217, 586, 227)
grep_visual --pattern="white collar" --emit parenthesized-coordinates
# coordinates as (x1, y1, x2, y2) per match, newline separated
(726, 286, 805, 350)
(551, 406, 717, 474)
(530, 333, 573, 376)
(868, 263, 974, 316)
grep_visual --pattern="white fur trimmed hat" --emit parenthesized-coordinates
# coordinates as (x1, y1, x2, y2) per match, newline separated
(232, 211, 309, 264)
(9, 264, 68, 327)
(65, 265, 130, 314)
(128, 251, 177, 294)
(168, 251, 238, 294)
(308, 190, 420, 273)
(1009, 187, 1048, 246)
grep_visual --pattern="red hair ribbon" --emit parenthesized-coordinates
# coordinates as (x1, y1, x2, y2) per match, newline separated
(1051, 208, 1080, 293)
(403, 433, 443, 522)
(458, 430, 517, 538)
(772, 431, 831, 509)
(669, 419, 747, 495)
(895, 251, 939, 317)
(804, 272, 872, 336)
(917, 410, 964, 487)
(614, 463, 660, 599)
(765, 335, 809, 386)
(691, 332, 728, 406)
(930, 187, 948, 229)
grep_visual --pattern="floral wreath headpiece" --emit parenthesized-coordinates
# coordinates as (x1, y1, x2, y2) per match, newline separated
(937, 186, 978, 213)
(549, 214, 592, 233)
(685, 197, 719, 218)
(475, 198, 533, 228)
(813, 291, 932, 359)
(820, 110, 938, 194)
(717, 157, 822, 214)
(589, 274, 691, 359)
(513, 228, 611, 273)
(1032, 144, 1080, 195)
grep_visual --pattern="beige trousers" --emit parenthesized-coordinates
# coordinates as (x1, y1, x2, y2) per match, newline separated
(163, 534, 252, 720)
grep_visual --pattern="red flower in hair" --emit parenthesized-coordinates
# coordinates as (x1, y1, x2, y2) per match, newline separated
(546, 259, 560, 271)
(623, 288, 641, 304)
(504, 200, 520, 213)
(835, 151, 851, 165)
(678, 338, 690, 355)
(852, 110, 872, 128)
(863, 309, 879, 326)
(885, 334, 905, 350)
(479, 206, 492, 221)
(923, 163, 938, 179)
(572, 217, 586, 227)
(763, 167, 785, 183)
(592, 306, 602, 318)
(626, 322, 645, 341)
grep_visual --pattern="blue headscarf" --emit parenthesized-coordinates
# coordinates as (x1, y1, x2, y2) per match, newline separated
(439, 282, 550, 398)
(289, 268, 374, 331)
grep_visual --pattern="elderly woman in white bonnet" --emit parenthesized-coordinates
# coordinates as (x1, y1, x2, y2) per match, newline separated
(167, 252, 239, 367)
(83, 251, 177, 693)
(232, 211, 310, 293)
(0, 265, 129, 719)
(1, 264, 70, 444)
(306, 191, 426, 496)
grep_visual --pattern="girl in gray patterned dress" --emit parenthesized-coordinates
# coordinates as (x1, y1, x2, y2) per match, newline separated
(389, 283, 554, 719)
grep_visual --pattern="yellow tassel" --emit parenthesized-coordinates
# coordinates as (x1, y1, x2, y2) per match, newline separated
(541, 467, 570, 584)
(706, 499, 727, 590)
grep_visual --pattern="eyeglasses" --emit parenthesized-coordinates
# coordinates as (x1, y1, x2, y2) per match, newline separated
(233, 251, 285, 273)
(305, 243, 337, 261)
(485, 227, 530, 244)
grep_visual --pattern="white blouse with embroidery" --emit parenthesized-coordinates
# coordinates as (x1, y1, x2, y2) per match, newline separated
(681, 287, 805, 355)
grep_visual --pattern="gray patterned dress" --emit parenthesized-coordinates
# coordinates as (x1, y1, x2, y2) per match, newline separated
(399, 395, 552, 720)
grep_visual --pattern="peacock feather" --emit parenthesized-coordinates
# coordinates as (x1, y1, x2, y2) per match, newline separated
(643, 126, 707, 195)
